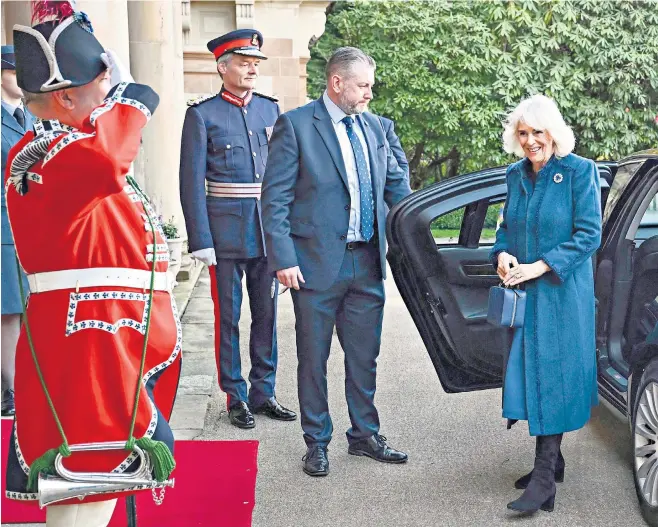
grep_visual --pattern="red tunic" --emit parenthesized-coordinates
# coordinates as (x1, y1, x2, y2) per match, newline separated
(4, 83, 181, 503)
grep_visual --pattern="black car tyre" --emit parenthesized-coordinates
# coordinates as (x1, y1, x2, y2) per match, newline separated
(633, 358, 658, 527)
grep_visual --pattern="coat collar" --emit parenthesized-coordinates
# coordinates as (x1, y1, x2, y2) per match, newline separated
(1, 104, 25, 135)
(313, 97, 349, 191)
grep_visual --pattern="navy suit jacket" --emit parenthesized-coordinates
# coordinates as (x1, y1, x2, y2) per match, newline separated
(1, 105, 33, 245)
(262, 98, 412, 291)
(378, 115, 408, 177)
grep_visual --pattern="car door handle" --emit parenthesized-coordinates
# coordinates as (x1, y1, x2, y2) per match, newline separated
(462, 263, 498, 278)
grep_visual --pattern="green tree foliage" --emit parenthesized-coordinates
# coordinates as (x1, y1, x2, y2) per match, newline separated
(308, 0, 658, 189)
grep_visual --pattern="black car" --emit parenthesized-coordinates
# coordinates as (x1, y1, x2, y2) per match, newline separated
(387, 150, 658, 525)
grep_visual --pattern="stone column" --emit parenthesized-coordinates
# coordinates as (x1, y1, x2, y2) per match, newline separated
(128, 0, 186, 242)
(254, 0, 329, 111)
(2, 1, 32, 44)
(77, 0, 130, 67)
(1, 3, 6, 45)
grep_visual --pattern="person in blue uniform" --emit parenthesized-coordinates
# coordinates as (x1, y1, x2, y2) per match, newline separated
(179, 30, 296, 429)
(1, 45, 33, 417)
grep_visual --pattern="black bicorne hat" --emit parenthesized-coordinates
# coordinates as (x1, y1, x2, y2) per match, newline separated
(13, 13, 106, 93)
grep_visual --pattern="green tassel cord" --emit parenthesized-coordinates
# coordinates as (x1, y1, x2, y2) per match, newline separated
(26, 444, 71, 492)
(126, 436, 176, 482)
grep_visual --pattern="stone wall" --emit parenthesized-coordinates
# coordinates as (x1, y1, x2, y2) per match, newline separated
(183, 0, 329, 111)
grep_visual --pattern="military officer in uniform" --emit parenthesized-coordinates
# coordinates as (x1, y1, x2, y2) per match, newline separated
(179, 29, 296, 429)
(1, 45, 33, 417)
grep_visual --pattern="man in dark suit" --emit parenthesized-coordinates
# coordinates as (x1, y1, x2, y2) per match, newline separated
(179, 30, 296, 429)
(1, 45, 33, 417)
(262, 46, 412, 476)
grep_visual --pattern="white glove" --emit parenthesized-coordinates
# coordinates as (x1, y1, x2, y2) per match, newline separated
(100, 49, 134, 86)
(192, 248, 217, 267)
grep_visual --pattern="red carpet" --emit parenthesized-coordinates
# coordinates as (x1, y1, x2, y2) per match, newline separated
(1, 418, 259, 526)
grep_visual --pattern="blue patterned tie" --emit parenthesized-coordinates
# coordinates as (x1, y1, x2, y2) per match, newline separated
(342, 116, 374, 242)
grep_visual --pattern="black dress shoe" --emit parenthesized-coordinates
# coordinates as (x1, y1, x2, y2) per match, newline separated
(1, 389, 15, 417)
(251, 397, 297, 421)
(228, 401, 255, 429)
(348, 434, 408, 463)
(302, 445, 329, 476)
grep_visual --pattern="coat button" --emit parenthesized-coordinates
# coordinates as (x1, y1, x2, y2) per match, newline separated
(243, 109, 248, 114)
(340, 235, 346, 240)
(249, 131, 253, 136)
(226, 144, 231, 149)
(344, 205, 349, 210)
(256, 174, 260, 179)
(252, 152, 256, 157)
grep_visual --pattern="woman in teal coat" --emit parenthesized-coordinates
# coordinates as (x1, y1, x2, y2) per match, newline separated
(490, 94, 602, 514)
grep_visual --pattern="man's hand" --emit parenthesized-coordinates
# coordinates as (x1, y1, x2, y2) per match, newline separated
(496, 251, 519, 281)
(276, 266, 305, 290)
(503, 260, 551, 287)
(192, 248, 217, 267)
(100, 49, 134, 86)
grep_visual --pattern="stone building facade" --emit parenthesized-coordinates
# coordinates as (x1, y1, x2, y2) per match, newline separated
(1, 0, 329, 277)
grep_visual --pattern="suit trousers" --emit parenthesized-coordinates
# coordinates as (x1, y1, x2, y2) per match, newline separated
(291, 242, 385, 447)
(209, 258, 278, 408)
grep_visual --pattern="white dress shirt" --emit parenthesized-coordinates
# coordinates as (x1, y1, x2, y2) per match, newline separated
(322, 91, 372, 243)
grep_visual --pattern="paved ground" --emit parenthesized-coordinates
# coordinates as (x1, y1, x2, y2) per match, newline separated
(194, 266, 646, 527)
(3, 265, 647, 526)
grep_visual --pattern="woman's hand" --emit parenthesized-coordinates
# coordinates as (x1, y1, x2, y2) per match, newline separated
(503, 260, 551, 287)
(496, 252, 519, 281)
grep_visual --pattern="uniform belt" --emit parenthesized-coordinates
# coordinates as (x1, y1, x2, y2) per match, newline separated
(206, 182, 262, 199)
(26, 268, 174, 294)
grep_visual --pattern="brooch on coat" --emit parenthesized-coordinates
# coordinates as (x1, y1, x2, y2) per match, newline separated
(553, 173, 564, 184)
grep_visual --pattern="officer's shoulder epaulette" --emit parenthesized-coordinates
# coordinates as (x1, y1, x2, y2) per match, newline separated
(187, 93, 218, 107)
(253, 92, 279, 103)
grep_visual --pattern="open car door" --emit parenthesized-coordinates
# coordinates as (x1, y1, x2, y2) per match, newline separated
(387, 163, 614, 394)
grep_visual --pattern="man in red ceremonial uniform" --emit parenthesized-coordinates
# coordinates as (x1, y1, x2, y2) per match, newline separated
(4, 4, 181, 526)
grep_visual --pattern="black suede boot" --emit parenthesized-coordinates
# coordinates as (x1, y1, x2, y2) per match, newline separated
(514, 445, 565, 489)
(507, 434, 563, 513)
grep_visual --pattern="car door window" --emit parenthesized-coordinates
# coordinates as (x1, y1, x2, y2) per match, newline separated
(481, 200, 504, 244)
(430, 207, 466, 245)
(636, 193, 658, 247)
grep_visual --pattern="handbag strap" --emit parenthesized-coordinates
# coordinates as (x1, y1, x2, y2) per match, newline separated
(510, 292, 518, 328)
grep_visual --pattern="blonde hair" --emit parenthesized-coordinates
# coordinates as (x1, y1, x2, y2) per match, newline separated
(502, 94, 575, 158)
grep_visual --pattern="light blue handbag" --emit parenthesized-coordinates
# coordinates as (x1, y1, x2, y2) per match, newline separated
(487, 285, 526, 328)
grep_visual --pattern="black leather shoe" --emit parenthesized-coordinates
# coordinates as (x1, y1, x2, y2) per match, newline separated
(251, 397, 297, 421)
(228, 401, 255, 429)
(302, 445, 329, 476)
(1, 389, 15, 417)
(348, 434, 408, 464)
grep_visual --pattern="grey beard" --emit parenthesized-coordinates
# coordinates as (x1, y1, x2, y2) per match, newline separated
(337, 95, 365, 115)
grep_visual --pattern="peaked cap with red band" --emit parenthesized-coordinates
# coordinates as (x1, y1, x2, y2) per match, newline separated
(207, 29, 267, 61)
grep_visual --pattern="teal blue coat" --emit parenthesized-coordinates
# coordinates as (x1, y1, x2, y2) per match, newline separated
(490, 153, 602, 436)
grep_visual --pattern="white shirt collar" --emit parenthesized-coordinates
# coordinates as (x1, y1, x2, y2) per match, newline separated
(322, 90, 355, 125)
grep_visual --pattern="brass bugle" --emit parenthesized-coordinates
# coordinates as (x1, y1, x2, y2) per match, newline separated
(36, 441, 174, 508)
(38, 473, 175, 508)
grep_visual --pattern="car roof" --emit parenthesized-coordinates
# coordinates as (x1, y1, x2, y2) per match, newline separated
(621, 149, 658, 163)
